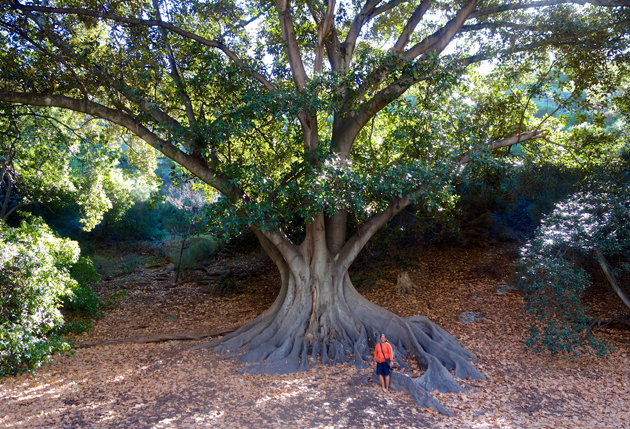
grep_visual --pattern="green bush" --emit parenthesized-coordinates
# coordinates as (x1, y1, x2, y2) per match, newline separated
(120, 254, 143, 274)
(64, 257, 102, 316)
(163, 236, 218, 269)
(55, 320, 93, 335)
(0, 217, 78, 376)
(514, 163, 630, 354)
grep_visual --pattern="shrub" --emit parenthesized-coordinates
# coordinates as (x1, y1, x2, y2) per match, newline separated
(0, 217, 78, 376)
(212, 273, 242, 296)
(513, 164, 630, 354)
(163, 236, 218, 269)
(64, 257, 102, 317)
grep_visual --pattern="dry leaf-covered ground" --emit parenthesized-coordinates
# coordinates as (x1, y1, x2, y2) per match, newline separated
(1, 244, 629, 428)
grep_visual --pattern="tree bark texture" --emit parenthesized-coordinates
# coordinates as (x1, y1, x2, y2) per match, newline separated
(192, 213, 484, 414)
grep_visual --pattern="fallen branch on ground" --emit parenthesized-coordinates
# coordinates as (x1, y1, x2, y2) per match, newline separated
(193, 266, 252, 277)
(75, 326, 240, 348)
(168, 274, 207, 287)
(167, 266, 255, 288)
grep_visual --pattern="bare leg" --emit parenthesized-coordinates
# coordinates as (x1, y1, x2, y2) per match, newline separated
(378, 374, 386, 391)
(385, 375, 391, 391)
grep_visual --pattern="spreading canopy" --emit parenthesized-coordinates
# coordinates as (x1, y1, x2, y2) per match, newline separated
(0, 0, 627, 245)
(1, 0, 629, 413)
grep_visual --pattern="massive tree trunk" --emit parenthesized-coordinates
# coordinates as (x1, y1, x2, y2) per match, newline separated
(192, 213, 484, 413)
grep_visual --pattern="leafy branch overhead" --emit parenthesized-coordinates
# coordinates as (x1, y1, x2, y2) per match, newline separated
(1, 0, 627, 235)
(0, 104, 145, 229)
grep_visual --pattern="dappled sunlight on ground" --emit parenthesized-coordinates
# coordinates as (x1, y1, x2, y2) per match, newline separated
(1, 245, 629, 428)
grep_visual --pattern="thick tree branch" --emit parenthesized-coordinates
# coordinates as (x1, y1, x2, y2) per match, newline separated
(371, 0, 409, 16)
(344, 0, 383, 61)
(460, 22, 540, 32)
(274, 0, 319, 151)
(2, 199, 50, 221)
(0, 90, 245, 202)
(11, 1, 277, 92)
(470, 0, 630, 19)
(334, 0, 481, 150)
(315, 0, 336, 74)
(594, 248, 630, 311)
(404, 0, 482, 59)
(275, 0, 309, 88)
(343, 0, 410, 67)
(0, 176, 13, 219)
(393, 0, 433, 53)
(259, 227, 305, 270)
(458, 130, 546, 164)
(336, 196, 411, 270)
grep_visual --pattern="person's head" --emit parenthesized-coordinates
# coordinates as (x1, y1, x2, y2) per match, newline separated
(380, 334, 387, 343)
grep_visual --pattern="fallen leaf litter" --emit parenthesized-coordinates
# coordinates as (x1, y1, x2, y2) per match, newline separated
(1, 244, 628, 428)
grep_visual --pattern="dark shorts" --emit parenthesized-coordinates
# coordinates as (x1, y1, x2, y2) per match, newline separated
(376, 361, 390, 376)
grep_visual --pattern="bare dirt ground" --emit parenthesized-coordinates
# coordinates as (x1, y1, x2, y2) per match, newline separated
(1, 244, 629, 428)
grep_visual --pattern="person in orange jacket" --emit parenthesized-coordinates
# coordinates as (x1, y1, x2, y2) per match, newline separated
(373, 334, 395, 392)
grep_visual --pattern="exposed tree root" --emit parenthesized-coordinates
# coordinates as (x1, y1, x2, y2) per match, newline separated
(190, 268, 484, 415)
(371, 371, 452, 416)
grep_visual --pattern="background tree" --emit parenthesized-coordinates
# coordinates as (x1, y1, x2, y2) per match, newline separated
(0, 0, 629, 409)
(0, 104, 138, 228)
(163, 181, 212, 280)
(514, 126, 630, 354)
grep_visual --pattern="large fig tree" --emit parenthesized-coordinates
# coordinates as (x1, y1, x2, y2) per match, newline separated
(0, 0, 628, 409)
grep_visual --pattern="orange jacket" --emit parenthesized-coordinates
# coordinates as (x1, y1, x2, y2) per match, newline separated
(374, 342, 393, 363)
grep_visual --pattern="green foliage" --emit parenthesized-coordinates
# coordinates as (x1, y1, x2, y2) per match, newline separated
(0, 217, 105, 376)
(70, 256, 102, 285)
(163, 236, 218, 269)
(514, 151, 630, 354)
(120, 254, 143, 274)
(0, 0, 627, 247)
(0, 328, 69, 377)
(63, 283, 102, 316)
(0, 217, 77, 376)
(89, 253, 145, 278)
(0, 105, 142, 230)
(55, 320, 93, 336)
(64, 257, 102, 317)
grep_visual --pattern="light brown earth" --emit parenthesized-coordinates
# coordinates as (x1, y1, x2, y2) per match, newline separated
(2, 244, 629, 428)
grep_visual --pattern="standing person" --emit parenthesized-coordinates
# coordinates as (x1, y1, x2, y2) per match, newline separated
(373, 334, 394, 392)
